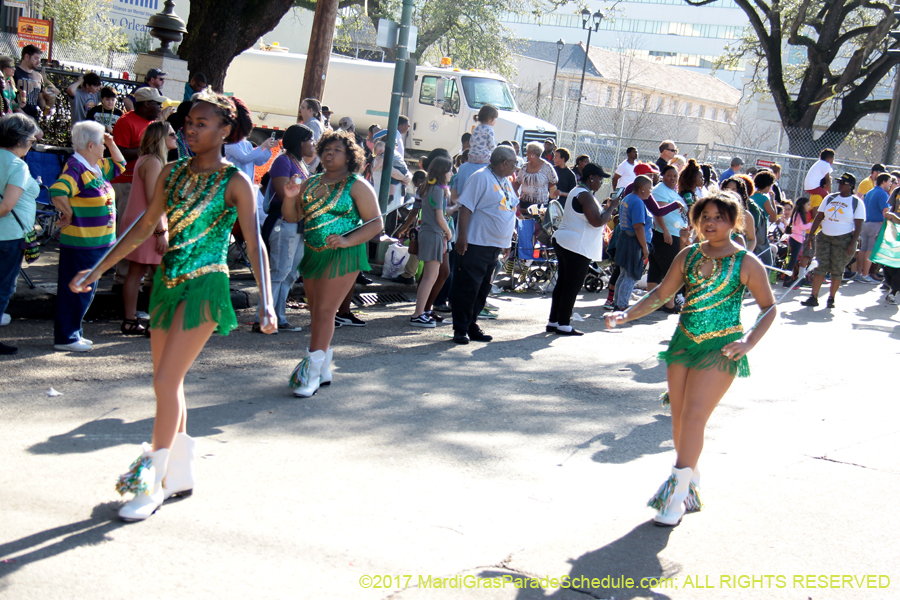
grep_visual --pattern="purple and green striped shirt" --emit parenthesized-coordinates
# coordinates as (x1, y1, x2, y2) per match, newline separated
(49, 155, 125, 249)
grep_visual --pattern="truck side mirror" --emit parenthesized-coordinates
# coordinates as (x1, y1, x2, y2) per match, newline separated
(433, 78, 445, 107)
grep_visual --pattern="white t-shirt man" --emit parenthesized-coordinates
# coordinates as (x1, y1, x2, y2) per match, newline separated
(804, 159, 833, 192)
(819, 192, 866, 236)
(615, 159, 637, 189)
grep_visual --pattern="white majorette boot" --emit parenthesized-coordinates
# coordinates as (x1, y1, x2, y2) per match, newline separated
(684, 468, 702, 513)
(647, 465, 693, 527)
(289, 349, 326, 398)
(116, 443, 170, 522)
(320, 348, 333, 386)
(163, 433, 196, 501)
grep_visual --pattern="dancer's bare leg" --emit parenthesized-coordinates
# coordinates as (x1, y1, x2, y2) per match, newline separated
(307, 271, 357, 352)
(149, 303, 217, 451)
(674, 367, 735, 470)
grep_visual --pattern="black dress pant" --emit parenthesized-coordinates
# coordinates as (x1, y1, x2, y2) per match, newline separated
(549, 241, 591, 326)
(450, 243, 500, 334)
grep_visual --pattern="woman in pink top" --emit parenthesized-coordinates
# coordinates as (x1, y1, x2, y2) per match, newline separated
(120, 121, 176, 335)
(785, 196, 812, 287)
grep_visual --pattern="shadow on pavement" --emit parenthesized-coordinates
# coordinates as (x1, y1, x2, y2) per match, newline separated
(580, 414, 672, 464)
(0, 502, 124, 581)
(479, 522, 675, 599)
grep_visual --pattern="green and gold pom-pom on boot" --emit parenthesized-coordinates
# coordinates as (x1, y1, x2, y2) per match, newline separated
(116, 443, 170, 522)
(289, 349, 326, 398)
(647, 466, 693, 527)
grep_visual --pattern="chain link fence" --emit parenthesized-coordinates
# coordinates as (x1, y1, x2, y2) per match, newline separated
(0, 32, 138, 75)
(513, 86, 900, 201)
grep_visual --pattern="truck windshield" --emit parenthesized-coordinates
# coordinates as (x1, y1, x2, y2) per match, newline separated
(461, 77, 517, 111)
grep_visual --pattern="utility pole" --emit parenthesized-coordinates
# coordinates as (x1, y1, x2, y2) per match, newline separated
(883, 7, 900, 164)
(299, 0, 339, 118)
(377, 0, 414, 212)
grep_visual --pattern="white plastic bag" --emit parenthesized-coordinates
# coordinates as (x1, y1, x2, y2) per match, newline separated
(381, 242, 409, 279)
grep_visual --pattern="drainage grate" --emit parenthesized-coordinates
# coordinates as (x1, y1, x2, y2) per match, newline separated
(352, 292, 413, 307)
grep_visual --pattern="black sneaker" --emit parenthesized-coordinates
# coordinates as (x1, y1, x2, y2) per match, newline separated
(467, 325, 493, 342)
(800, 296, 819, 307)
(393, 275, 415, 285)
(546, 324, 558, 332)
(356, 272, 373, 285)
(826, 296, 835, 309)
(453, 331, 469, 344)
(410, 314, 436, 328)
(335, 312, 366, 327)
(433, 303, 452, 313)
(0, 341, 18, 355)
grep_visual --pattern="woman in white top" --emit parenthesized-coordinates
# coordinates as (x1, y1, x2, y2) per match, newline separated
(513, 141, 558, 212)
(224, 98, 276, 223)
(547, 164, 619, 336)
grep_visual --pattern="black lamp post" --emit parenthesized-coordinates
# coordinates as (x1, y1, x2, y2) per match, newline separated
(550, 38, 564, 106)
(573, 9, 603, 132)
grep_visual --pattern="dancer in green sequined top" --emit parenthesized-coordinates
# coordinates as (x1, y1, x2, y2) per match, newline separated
(70, 92, 277, 522)
(606, 191, 775, 527)
(281, 130, 382, 398)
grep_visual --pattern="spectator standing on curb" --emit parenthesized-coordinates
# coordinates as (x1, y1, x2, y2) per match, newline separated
(225, 101, 276, 222)
(857, 172, 892, 284)
(14, 45, 43, 120)
(613, 147, 638, 190)
(547, 164, 618, 336)
(856, 163, 885, 198)
(0, 114, 40, 355)
(0, 57, 19, 115)
(719, 157, 743, 181)
(801, 173, 865, 309)
(648, 165, 689, 313)
(771, 163, 785, 206)
(613, 175, 654, 311)
(182, 72, 207, 103)
(410, 157, 453, 328)
(49, 121, 126, 352)
(119, 121, 177, 337)
(111, 87, 165, 285)
(66, 72, 102, 125)
(541, 138, 556, 163)
(804, 148, 835, 198)
(552, 147, 577, 206)
(450, 146, 519, 344)
(124, 68, 166, 112)
(656, 140, 677, 172)
(254, 124, 313, 332)
(86, 87, 123, 134)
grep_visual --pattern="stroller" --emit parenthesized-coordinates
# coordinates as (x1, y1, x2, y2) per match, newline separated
(510, 215, 558, 292)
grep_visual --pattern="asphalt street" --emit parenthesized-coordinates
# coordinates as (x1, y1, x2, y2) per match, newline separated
(0, 279, 898, 600)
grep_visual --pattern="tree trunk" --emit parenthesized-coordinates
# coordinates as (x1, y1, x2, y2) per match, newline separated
(299, 0, 340, 114)
(178, 0, 297, 92)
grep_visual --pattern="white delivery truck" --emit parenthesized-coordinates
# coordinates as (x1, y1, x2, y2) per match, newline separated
(224, 49, 557, 157)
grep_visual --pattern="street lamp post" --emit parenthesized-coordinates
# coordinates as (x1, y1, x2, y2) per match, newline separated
(550, 39, 564, 121)
(573, 9, 603, 133)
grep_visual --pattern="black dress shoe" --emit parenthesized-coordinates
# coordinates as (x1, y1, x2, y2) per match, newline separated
(546, 324, 558, 332)
(0, 342, 18, 355)
(800, 296, 819, 307)
(467, 325, 493, 342)
(555, 328, 584, 336)
(453, 331, 469, 344)
(356, 272, 373, 285)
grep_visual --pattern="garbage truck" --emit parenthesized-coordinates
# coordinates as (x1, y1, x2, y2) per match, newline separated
(224, 49, 557, 157)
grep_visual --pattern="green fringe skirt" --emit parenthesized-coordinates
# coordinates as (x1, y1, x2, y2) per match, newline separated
(299, 243, 369, 280)
(148, 269, 237, 336)
(658, 327, 750, 378)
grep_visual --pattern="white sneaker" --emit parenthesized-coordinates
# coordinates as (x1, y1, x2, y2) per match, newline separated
(0, 313, 9, 326)
(54, 340, 92, 352)
(887, 293, 897, 305)
(80, 337, 93, 346)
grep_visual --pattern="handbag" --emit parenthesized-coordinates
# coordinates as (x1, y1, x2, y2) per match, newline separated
(9, 207, 39, 264)
(407, 228, 419, 255)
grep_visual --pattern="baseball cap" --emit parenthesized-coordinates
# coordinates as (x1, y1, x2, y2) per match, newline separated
(633, 162, 659, 176)
(732, 156, 744, 165)
(836, 172, 856, 187)
(338, 116, 354, 131)
(147, 68, 167, 79)
(133, 87, 167, 104)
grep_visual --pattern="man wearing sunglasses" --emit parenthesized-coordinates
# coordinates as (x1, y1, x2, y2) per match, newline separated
(124, 68, 166, 112)
(656, 140, 677, 172)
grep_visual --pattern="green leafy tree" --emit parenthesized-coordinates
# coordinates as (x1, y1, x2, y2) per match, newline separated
(43, 0, 129, 53)
(694, 0, 900, 155)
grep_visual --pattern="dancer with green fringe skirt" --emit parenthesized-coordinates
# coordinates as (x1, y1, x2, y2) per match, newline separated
(281, 130, 382, 398)
(606, 190, 776, 527)
(70, 90, 277, 522)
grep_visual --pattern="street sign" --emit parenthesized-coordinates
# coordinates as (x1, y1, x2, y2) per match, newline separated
(757, 159, 775, 168)
(375, 19, 418, 51)
(17, 17, 53, 57)
(5, 0, 27, 8)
